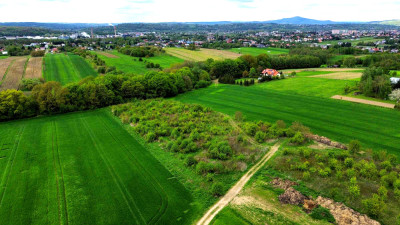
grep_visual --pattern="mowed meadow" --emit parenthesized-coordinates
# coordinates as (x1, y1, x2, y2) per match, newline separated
(95, 51, 184, 74)
(44, 53, 98, 85)
(174, 83, 400, 156)
(165, 48, 240, 61)
(0, 109, 198, 225)
(229, 47, 290, 56)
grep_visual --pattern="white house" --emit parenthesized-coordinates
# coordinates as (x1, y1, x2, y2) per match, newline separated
(390, 77, 400, 84)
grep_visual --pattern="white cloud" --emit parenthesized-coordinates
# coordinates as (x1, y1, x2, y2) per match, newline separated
(0, 0, 399, 23)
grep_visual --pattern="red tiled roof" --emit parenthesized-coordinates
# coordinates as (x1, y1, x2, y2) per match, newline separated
(261, 69, 279, 76)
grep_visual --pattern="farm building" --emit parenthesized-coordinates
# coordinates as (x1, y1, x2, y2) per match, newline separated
(261, 68, 281, 77)
(390, 77, 400, 84)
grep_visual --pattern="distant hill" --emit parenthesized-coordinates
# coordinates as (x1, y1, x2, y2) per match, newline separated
(379, 20, 400, 26)
(0, 22, 109, 31)
(264, 16, 342, 25)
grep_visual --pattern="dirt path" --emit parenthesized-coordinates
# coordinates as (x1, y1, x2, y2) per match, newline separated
(196, 142, 281, 225)
(332, 95, 395, 109)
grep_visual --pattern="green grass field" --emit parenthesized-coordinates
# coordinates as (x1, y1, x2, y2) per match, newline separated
(229, 47, 289, 56)
(174, 82, 400, 156)
(96, 51, 184, 74)
(319, 37, 384, 46)
(44, 53, 97, 85)
(0, 109, 197, 225)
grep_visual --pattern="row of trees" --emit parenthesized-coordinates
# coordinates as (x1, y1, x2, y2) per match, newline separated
(0, 67, 211, 121)
(209, 53, 321, 83)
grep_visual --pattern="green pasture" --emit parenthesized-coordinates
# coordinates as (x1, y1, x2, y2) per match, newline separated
(320, 37, 384, 46)
(44, 53, 97, 85)
(0, 109, 197, 225)
(229, 47, 289, 56)
(174, 82, 400, 156)
(95, 51, 183, 74)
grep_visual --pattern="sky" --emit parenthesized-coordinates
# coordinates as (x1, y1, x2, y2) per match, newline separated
(0, 0, 400, 23)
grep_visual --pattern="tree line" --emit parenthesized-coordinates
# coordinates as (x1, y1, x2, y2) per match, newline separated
(0, 66, 211, 121)
(209, 53, 321, 83)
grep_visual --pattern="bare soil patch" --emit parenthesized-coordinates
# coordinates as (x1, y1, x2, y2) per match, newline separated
(0, 57, 27, 90)
(332, 95, 395, 109)
(24, 57, 43, 79)
(96, 51, 119, 58)
(309, 72, 362, 80)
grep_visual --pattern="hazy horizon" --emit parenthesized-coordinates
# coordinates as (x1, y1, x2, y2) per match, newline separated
(0, 0, 399, 23)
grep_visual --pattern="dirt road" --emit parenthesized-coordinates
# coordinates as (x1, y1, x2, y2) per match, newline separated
(196, 142, 281, 225)
(332, 95, 395, 109)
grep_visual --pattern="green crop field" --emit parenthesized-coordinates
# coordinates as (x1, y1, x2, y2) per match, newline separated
(0, 109, 197, 225)
(319, 37, 384, 46)
(174, 82, 400, 156)
(229, 47, 289, 56)
(96, 51, 183, 74)
(44, 53, 97, 85)
(165, 48, 240, 61)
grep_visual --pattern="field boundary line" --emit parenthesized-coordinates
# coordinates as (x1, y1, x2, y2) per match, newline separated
(0, 125, 26, 207)
(98, 116, 169, 224)
(80, 118, 145, 225)
(196, 142, 281, 225)
(331, 95, 395, 109)
(21, 56, 29, 79)
(53, 121, 69, 225)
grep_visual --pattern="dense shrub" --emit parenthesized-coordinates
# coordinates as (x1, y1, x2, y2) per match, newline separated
(211, 182, 224, 197)
(289, 132, 305, 145)
(309, 206, 335, 223)
(349, 140, 361, 154)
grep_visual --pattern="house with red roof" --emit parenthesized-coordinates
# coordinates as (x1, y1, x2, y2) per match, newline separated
(261, 68, 281, 77)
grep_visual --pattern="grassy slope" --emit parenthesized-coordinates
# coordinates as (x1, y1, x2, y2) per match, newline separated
(174, 82, 400, 156)
(229, 47, 289, 56)
(96, 51, 183, 74)
(44, 53, 97, 85)
(0, 109, 197, 225)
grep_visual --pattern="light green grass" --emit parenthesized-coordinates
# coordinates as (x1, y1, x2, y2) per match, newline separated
(44, 53, 97, 85)
(0, 56, 8, 59)
(320, 37, 384, 46)
(96, 51, 184, 74)
(0, 109, 197, 225)
(174, 82, 400, 156)
(292, 71, 335, 77)
(229, 47, 289, 56)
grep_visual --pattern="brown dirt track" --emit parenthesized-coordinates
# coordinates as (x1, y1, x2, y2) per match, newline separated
(0, 58, 15, 81)
(96, 51, 119, 58)
(0, 57, 28, 90)
(196, 142, 281, 225)
(332, 95, 395, 109)
(24, 57, 43, 79)
(309, 72, 362, 80)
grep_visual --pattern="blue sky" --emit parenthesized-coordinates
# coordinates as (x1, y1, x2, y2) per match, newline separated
(0, 0, 399, 23)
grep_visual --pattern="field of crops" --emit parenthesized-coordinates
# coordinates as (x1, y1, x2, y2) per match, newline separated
(0, 57, 14, 81)
(44, 53, 97, 85)
(229, 47, 289, 56)
(165, 48, 240, 61)
(174, 83, 400, 156)
(0, 109, 197, 225)
(0, 57, 28, 90)
(24, 57, 43, 79)
(96, 51, 183, 74)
